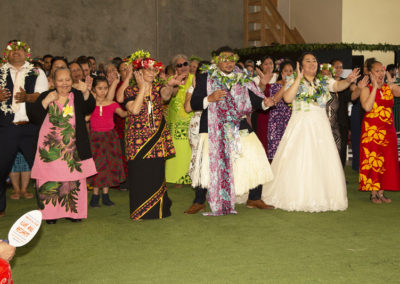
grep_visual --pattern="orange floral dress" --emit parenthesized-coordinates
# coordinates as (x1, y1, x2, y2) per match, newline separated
(359, 84, 400, 191)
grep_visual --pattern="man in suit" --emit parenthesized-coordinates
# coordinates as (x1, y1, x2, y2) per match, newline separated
(185, 46, 275, 215)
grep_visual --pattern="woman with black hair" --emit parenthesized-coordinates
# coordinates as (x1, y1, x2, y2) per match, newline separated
(253, 55, 277, 154)
(265, 59, 293, 160)
(359, 60, 400, 203)
(47, 57, 68, 89)
(263, 52, 360, 212)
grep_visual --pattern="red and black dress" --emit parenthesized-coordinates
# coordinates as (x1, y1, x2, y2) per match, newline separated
(124, 83, 175, 220)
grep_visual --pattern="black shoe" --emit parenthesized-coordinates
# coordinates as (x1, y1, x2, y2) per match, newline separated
(90, 194, 100, 208)
(66, 218, 82, 222)
(102, 193, 115, 206)
(46, 219, 57, 224)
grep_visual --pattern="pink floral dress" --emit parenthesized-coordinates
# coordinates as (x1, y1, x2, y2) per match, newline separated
(31, 92, 97, 220)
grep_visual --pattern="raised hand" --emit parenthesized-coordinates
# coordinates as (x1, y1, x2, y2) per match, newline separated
(106, 71, 119, 86)
(295, 62, 303, 80)
(45, 90, 59, 103)
(386, 71, 395, 84)
(357, 75, 369, 89)
(369, 73, 378, 89)
(76, 80, 89, 94)
(134, 70, 144, 89)
(346, 68, 361, 83)
(126, 63, 133, 81)
(255, 67, 273, 85)
(85, 76, 93, 91)
(134, 70, 151, 93)
(0, 88, 11, 102)
(167, 73, 187, 87)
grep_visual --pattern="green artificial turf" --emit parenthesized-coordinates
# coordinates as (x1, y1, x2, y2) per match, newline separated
(1, 167, 400, 283)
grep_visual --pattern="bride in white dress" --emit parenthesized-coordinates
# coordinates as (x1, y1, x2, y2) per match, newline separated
(262, 52, 359, 212)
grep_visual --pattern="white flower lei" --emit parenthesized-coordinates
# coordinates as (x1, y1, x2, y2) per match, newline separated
(201, 64, 252, 89)
(0, 62, 35, 114)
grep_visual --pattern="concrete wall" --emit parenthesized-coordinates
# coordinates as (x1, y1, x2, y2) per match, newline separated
(0, 0, 243, 65)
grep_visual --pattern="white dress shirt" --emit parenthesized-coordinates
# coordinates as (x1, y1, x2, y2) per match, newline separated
(7, 61, 48, 122)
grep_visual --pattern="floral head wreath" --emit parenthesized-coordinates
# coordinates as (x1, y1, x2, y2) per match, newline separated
(2, 40, 31, 63)
(320, 63, 336, 77)
(212, 54, 239, 64)
(124, 50, 163, 72)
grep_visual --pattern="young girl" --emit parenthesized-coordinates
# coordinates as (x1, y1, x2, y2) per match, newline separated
(87, 76, 127, 207)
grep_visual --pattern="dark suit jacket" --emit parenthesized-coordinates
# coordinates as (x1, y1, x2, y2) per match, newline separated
(190, 73, 265, 133)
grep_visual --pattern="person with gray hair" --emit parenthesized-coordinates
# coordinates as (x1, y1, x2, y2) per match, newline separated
(28, 67, 96, 224)
(165, 54, 195, 187)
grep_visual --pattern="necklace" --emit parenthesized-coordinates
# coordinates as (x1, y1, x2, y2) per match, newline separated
(145, 88, 156, 130)
(97, 98, 106, 116)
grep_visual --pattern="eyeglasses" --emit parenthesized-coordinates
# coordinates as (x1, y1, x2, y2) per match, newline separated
(176, 62, 189, 68)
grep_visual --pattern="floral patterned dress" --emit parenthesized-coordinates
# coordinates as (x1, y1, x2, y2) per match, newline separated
(31, 92, 97, 220)
(267, 83, 291, 159)
(359, 84, 400, 191)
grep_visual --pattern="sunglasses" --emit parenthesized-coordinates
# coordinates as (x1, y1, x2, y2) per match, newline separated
(176, 62, 189, 68)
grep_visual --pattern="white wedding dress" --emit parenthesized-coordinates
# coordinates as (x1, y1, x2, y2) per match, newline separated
(262, 97, 348, 212)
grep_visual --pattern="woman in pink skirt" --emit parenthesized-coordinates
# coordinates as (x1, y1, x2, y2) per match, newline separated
(28, 67, 97, 224)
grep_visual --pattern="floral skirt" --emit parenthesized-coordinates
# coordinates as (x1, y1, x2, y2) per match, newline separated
(37, 178, 88, 220)
(87, 130, 126, 188)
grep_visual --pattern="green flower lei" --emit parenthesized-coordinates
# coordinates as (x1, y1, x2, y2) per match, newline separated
(200, 64, 253, 89)
(293, 73, 331, 105)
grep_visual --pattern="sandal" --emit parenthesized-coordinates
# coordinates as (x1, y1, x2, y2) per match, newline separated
(10, 192, 21, 200)
(370, 194, 382, 204)
(378, 193, 392, 204)
(21, 192, 34, 199)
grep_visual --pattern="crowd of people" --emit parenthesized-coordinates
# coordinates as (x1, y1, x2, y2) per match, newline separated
(0, 39, 400, 223)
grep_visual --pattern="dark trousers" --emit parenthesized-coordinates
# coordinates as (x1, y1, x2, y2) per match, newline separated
(0, 124, 38, 211)
(193, 185, 262, 204)
(119, 137, 127, 188)
(339, 126, 348, 168)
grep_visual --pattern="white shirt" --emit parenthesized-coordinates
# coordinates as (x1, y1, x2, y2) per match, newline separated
(7, 61, 48, 122)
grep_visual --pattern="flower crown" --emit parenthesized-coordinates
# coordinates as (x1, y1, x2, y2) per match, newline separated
(212, 54, 239, 64)
(2, 41, 31, 63)
(320, 63, 336, 77)
(124, 50, 163, 72)
(132, 58, 164, 71)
